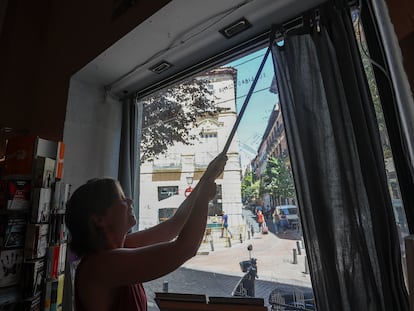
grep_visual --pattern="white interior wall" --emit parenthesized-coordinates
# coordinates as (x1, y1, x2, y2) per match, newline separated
(62, 78, 122, 192)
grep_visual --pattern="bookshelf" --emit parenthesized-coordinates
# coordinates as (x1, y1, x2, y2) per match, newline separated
(0, 135, 70, 311)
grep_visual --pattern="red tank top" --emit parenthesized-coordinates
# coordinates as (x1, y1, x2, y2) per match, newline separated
(75, 257, 147, 311)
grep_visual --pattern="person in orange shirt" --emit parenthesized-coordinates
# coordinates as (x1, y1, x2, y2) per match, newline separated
(257, 210, 264, 233)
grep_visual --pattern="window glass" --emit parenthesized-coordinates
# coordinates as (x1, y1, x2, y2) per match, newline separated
(140, 46, 315, 310)
(352, 7, 409, 279)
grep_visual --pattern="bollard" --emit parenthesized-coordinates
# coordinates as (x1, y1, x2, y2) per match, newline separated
(251, 224, 255, 238)
(304, 256, 309, 274)
(292, 249, 297, 264)
(239, 233, 243, 244)
(227, 236, 232, 247)
(296, 241, 302, 255)
(210, 239, 214, 252)
(163, 281, 169, 293)
(247, 230, 251, 240)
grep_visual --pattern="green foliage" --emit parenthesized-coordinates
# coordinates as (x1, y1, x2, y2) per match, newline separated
(241, 170, 260, 203)
(140, 78, 221, 161)
(261, 157, 295, 204)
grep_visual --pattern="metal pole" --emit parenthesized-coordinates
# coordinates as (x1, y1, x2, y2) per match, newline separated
(292, 249, 297, 264)
(296, 241, 302, 255)
(222, 47, 271, 154)
(304, 256, 309, 274)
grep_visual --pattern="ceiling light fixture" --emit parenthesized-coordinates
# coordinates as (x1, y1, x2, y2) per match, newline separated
(149, 61, 173, 74)
(219, 18, 252, 39)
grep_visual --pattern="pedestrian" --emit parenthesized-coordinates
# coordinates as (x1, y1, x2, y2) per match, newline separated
(65, 153, 227, 311)
(220, 211, 232, 238)
(279, 210, 289, 233)
(272, 209, 279, 234)
(257, 210, 264, 233)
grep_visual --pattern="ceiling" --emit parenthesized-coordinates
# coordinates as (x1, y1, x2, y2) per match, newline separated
(73, 0, 325, 98)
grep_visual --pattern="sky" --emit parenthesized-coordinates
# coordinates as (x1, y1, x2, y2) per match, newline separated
(224, 48, 278, 169)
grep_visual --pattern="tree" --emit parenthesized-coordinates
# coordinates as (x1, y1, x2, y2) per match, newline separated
(261, 157, 295, 206)
(140, 77, 222, 161)
(241, 170, 260, 204)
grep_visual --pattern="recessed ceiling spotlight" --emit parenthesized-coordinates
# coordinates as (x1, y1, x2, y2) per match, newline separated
(149, 61, 173, 74)
(219, 18, 252, 39)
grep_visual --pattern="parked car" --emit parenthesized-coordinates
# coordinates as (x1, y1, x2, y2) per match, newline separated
(276, 205, 300, 228)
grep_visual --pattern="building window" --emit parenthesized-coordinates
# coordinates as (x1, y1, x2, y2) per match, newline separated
(157, 186, 178, 201)
(159, 208, 178, 223)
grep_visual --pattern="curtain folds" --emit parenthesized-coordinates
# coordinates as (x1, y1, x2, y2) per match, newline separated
(118, 96, 137, 199)
(271, 4, 408, 311)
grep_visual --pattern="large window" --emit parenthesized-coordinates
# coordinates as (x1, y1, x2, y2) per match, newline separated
(140, 44, 315, 311)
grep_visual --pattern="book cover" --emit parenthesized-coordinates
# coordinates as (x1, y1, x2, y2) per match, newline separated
(24, 224, 49, 260)
(22, 258, 46, 298)
(33, 157, 55, 189)
(3, 135, 36, 176)
(35, 138, 58, 160)
(31, 188, 52, 223)
(49, 278, 59, 311)
(55, 141, 65, 180)
(2, 215, 26, 249)
(51, 181, 70, 214)
(2, 179, 31, 211)
(50, 245, 60, 279)
(22, 293, 42, 311)
(58, 243, 67, 275)
(0, 249, 24, 287)
(43, 278, 53, 311)
(56, 274, 65, 307)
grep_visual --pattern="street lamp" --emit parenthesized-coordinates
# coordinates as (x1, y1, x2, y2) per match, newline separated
(186, 175, 193, 186)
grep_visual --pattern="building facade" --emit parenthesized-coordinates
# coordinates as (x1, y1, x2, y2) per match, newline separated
(138, 68, 244, 230)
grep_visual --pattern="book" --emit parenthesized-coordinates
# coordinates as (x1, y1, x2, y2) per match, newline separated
(31, 188, 52, 223)
(44, 276, 63, 311)
(45, 245, 60, 279)
(32, 157, 55, 189)
(24, 224, 49, 259)
(58, 242, 67, 275)
(22, 258, 46, 298)
(48, 214, 67, 244)
(3, 135, 37, 176)
(55, 141, 65, 180)
(2, 215, 26, 249)
(51, 181, 70, 214)
(0, 248, 24, 287)
(56, 274, 65, 307)
(0, 179, 31, 211)
(21, 293, 42, 311)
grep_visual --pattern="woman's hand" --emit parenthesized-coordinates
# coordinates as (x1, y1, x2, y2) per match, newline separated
(202, 152, 228, 182)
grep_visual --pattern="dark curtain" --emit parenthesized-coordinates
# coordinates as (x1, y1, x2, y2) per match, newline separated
(270, 3, 409, 311)
(118, 96, 137, 199)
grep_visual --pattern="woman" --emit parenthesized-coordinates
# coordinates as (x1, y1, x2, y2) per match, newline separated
(65, 153, 227, 311)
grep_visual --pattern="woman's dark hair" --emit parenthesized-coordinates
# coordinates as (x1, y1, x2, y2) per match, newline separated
(65, 178, 121, 257)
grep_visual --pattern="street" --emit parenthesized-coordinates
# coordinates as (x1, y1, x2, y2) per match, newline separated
(143, 208, 314, 310)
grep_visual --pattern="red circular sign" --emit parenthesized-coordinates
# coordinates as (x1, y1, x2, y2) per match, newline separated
(184, 186, 193, 197)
